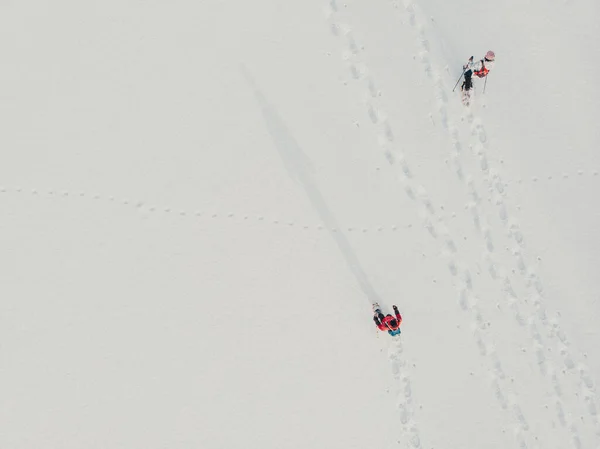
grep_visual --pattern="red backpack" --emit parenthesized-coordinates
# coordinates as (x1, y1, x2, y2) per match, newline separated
(474, 60, 489, 78)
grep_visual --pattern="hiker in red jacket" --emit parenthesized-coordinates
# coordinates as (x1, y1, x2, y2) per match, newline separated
(373, 304, 402, 336)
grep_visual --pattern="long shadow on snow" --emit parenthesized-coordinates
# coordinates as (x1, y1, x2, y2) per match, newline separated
(242, 67, 380, 305)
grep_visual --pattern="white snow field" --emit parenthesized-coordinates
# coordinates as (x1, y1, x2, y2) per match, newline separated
(1, 0, 599, 448)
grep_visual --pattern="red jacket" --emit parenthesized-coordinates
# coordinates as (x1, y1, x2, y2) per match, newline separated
(377, 310, 402, 331)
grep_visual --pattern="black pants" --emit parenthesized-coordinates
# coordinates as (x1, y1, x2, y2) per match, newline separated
(462, 70, 473, 91)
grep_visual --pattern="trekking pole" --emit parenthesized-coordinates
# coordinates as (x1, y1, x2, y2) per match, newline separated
(452, 68, 466, 92)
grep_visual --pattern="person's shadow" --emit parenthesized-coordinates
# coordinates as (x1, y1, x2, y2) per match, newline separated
(242, 67, 381, 306)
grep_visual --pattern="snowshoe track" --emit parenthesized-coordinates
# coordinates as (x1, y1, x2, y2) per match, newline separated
(326, 1, 424, 446)
(399, 1, 600, 447)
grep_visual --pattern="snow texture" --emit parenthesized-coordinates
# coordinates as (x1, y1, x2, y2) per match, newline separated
(1, 0, 599, 448)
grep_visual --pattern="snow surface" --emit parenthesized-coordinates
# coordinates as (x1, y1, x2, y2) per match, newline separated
(1, 0, 599, 448)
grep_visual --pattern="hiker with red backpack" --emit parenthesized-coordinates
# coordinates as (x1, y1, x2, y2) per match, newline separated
(373, 303, 402, 337)
(461, 50, 495, 93)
